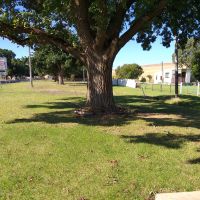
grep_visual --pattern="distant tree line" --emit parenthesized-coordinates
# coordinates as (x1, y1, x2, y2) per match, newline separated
(0, 48, 29, 78)
(0, 46, 85, 84)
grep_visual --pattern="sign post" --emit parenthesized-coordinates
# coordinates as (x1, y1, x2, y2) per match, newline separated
(0, 57, 7, 72)
(0, 57, 7, 81)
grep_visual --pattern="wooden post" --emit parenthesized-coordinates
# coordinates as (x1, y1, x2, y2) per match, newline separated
(180, 82, 183, 95)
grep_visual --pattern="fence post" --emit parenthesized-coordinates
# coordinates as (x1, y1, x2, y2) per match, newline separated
(180, 82, 183, 95)
(160, 83, 162, 92)
(197, 81, 200, 96)
(170, 84, 172, 93)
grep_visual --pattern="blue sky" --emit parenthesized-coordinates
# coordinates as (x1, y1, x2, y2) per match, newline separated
(0, 37, 175, 68)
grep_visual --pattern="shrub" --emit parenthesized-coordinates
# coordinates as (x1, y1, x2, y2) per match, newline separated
(140, 77, 146, 82)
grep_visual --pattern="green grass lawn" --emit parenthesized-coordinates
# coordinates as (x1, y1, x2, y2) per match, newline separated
(0, 81, 200, 200)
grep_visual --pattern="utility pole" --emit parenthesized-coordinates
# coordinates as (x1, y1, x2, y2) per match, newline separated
(175, 37, 179, 98)
(29, 46, 33, 88)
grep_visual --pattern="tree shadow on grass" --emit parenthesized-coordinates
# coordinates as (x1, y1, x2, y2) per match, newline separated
(121, 133, 200, 149)
(187, 158, 200, 164)
(187, 148, 200, 165)
(9, 96, 133, 126)
(7, 95, 200, 128)
(8, 110, 134, 126)
(26, 101, 83, 110)
(115, 95, 200, 129)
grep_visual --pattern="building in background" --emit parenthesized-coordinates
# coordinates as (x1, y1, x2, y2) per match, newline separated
(141, 63, 191, 84)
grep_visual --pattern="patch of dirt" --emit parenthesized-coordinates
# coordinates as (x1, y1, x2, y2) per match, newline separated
(37, 89, 68, 94)
(137, 113, 184, 119)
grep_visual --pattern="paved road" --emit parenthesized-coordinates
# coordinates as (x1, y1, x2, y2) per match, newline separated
(156, 191, 200, 200)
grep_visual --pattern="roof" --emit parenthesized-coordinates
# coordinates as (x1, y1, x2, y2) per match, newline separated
(142, 63, 175, 68)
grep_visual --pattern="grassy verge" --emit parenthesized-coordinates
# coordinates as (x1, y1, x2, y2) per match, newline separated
(0, 81, 199, 200)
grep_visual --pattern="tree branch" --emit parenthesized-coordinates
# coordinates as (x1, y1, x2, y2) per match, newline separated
(106, 0, 135, 40)
(71, 0, 94, 46)
(94, 0, 135, 51)
(94, 0, 108, 49)
(0, 22, 85, 63)
(118, 0, 167, 50)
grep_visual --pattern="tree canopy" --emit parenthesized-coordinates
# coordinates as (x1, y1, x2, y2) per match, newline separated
(116, 64, 143, 79)
(172, 38, 200, 68)
(172, 38, 200, 81)
(192, 51, 200, 81)
(1, 1, 200, 54)
(1, 1, 200, 111)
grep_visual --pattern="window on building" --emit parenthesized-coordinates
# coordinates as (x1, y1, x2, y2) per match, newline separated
(165, 72, 170, 78)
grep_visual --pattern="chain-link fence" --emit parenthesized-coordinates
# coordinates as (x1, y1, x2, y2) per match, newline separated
(137, 82, 200, 96)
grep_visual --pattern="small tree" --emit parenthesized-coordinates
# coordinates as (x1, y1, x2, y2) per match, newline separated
(116, 64, 143, 79)
(140, 77, 146, 82)
(191, 51, 200, 81)
(147, 75, 153, 83)
(32, 45, 83, 84)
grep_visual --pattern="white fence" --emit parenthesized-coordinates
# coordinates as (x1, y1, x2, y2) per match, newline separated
(112, 79, 137, 88)
(180, 82, 200, 96)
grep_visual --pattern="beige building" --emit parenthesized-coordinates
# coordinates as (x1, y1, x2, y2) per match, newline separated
(141, 63, 191, 84)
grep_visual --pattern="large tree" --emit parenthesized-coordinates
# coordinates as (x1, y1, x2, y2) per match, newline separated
(0, 1, 200, 112)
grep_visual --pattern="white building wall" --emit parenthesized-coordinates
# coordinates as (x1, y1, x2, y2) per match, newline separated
(163, 69, 173, 84)
(185, 69, 191, 83)
(154, 70, 173, 84)
(112, 79, 137, 88)
(154, 72, 162, 84)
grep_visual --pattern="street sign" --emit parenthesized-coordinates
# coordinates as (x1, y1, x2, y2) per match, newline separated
(0, 57, 7, 72)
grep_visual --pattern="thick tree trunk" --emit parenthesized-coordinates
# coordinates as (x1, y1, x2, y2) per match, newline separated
(58, 69, 64, 85)
(86, 59, 116, 112)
